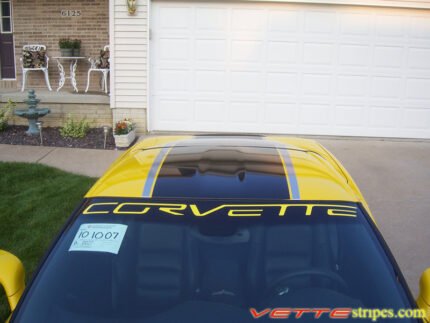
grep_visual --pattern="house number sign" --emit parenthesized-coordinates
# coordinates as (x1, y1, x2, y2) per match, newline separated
(61, 10, 81, 17)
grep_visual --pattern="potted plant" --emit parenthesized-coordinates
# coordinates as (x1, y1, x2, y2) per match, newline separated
(72, 39, 81, 57)
(113, 118, 136, 148)
(59, 38, 73, 57)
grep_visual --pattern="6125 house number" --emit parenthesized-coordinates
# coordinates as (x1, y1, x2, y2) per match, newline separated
(61, 10, 81, 17)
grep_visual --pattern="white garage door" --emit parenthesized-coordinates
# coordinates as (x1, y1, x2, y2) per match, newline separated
(150, 1, 430, 138)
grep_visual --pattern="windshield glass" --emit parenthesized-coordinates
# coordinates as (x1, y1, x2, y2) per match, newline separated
(13, 199, 417, 323)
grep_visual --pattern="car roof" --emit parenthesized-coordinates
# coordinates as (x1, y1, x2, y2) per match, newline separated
(86, 135, 369, 209)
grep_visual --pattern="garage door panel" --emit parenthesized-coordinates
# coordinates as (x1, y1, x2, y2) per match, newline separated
(195, 39, 227, 61)
(371, 77, 403, 98)
(195, 8, 228, 31)
(267, 41, 299, 64)
(266, 73, 299, 95)
(303, 74, 332, 96)
(407, 47, 430, 69)
(375, 14, 407, 37)
(157, 69, 191, 91)
(231, 40, 263, 62)
(229, 102, 260, 123)
(304, 11, 336, 34)
(194, 71, 227, 94)
(374, 46, 405, 68)
(339, 44, 371, 66)
(158, 38, 190, 61)
(303, 43, 334, 65)
(337, 75, 368, 97)
(406, 78, 430, 99)
(231, 9, 266, 31)
(300, 104, 332, 125)
(264, 103, 299, 125)
(159, 6, 191, 30)
(151, 1, 430, 138)
(403, 108, 430, 129)
(230, 71, 262, 93)
(339, 13, 372, 35)
(370, 107, 402, 128)
(158, 100, 193, 122)
(195, 101, 226, 122)
(268, 10, 300, 33)
(408, 16, 430, 39)
(334, 106, 366, 127)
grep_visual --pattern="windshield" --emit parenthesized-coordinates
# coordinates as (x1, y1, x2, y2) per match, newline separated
(13, 199, 417, 323)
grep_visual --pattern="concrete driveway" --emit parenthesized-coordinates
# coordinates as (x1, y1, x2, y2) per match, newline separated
(319, 138, 430, 297)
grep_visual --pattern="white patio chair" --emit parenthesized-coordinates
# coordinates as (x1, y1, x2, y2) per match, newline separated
(20, 44, 52, 92)
(85, 45, 110, 94)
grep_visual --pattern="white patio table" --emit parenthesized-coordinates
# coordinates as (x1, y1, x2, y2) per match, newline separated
(53, 56, 86, 92)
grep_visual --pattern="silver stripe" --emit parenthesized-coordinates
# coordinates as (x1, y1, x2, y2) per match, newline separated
(142, 146, 170, 197)
(280, 148, 300, 200)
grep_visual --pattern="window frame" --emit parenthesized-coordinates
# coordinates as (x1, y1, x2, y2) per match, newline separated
(0, 0, 13, 34)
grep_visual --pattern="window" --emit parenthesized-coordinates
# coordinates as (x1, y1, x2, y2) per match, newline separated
(1, 0, 12, 33)
(13, 199, 419, 323)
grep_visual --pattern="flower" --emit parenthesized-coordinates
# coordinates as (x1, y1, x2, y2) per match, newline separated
(114, 118, 134, 135)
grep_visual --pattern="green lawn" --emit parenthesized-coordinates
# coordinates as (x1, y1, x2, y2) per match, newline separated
(0, 162, 96, 321)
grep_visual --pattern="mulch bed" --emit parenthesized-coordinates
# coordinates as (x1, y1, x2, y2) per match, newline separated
(0, 125, 116, 150)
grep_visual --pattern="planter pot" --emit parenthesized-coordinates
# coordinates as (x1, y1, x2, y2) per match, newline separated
(73, 48, 81, 57)
(60, 48, 73, 57)
(114, 130, 136, 148)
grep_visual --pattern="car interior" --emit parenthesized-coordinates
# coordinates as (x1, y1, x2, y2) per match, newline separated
(20, 215, 410, 323)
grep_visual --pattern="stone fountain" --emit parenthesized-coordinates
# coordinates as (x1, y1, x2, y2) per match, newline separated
(14, 90, 50, 135)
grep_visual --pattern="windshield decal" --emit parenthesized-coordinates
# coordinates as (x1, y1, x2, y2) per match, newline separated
(83, 202, 357, 218)
(69, 223, 128, 254)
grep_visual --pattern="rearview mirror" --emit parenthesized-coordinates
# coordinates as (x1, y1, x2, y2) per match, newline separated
(417, 268, 430, 321)
(0, 250, 25, 311)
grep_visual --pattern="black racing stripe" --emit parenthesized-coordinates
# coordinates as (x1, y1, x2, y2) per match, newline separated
(151, 139, 290, 199)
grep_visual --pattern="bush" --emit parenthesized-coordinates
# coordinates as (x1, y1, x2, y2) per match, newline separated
(0, 99, 16, 132)
(58, 38, 73, 49)
(72, 39, 81, 49)
(60, 115, 90, 138)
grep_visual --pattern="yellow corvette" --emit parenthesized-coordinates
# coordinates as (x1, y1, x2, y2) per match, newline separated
(1, 135, 429, 322)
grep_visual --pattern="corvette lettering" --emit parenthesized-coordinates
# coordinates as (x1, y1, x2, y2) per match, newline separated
(83, 202, 357, 217)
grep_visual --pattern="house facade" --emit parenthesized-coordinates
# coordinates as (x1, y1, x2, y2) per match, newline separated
(2, 0, 430, 138)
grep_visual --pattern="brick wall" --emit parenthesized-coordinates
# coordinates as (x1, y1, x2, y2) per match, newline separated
(10, 102, 112, 127)
(12, 0, 109, 92)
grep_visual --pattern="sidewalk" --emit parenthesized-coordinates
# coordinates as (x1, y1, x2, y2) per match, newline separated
(0, 144, 123, 177)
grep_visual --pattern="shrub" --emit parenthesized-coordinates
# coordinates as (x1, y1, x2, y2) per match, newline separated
(60, 115, 90, 138)
(72, 39, 81, 49)
(58, 38, 73, 49)
(0, 99, 16, 132)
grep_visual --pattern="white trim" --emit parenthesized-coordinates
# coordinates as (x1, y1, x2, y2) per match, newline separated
(251, 0, 430, 9)
(147, 0, 152, 132)
(151, 0, 430, 10)
(109, 0, 115, 110)
(11, 0, 16, 79)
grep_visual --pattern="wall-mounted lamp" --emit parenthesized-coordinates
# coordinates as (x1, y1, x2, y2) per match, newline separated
(126, 0, 137, 15)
